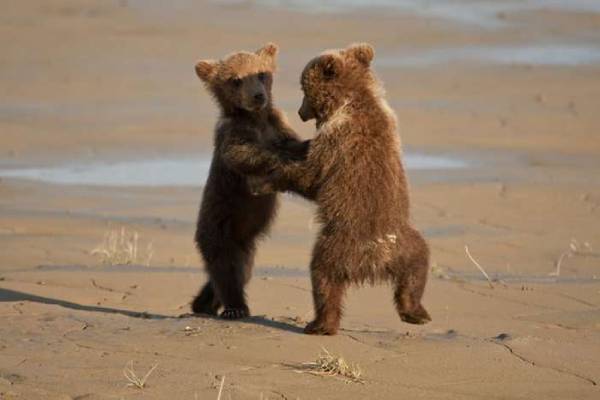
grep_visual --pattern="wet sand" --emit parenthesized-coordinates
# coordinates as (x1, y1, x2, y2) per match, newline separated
(1, 1, 600, 399)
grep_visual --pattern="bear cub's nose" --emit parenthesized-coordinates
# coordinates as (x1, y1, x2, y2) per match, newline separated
(254, 93, 265, 103)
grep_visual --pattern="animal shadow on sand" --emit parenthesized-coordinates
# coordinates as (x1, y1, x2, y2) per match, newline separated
(0, 287, 302, 333)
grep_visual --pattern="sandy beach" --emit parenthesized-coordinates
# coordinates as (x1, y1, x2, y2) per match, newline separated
(1, 1, 599, 398)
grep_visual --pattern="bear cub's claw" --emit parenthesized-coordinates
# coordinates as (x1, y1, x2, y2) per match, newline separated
(221, 307, 250, 320)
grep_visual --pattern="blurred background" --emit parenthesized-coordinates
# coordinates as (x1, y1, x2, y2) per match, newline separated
(2, 0, 600, 159)
(1, 2, 600, 399)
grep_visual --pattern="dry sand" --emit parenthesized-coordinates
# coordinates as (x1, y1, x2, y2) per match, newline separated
(1, 1, 599, 399)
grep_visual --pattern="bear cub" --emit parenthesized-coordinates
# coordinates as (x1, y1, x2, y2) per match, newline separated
(259, 43, 432, 334)
(191, 43, 307, 319)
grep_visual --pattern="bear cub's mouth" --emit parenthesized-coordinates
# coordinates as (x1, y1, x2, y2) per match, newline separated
(247, 92, 267, 111)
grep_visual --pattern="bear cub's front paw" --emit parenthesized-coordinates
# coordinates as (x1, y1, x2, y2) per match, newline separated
(247, 175, 275, 196)
(270, 138, 311, 161)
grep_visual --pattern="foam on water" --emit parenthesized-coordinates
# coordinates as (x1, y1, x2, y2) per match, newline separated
(0, 153, 467, 187)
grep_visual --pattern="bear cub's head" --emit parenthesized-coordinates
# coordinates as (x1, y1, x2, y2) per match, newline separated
(195, 43, 278, 114)
(298, 43, 375, 123)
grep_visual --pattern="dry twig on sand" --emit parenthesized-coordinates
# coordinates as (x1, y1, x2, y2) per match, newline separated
(123, 360, 158, 389)
(464, 245, 494, 289)
(296, 347, 364, 384)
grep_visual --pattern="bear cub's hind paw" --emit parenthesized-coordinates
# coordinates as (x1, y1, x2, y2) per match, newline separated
(400, 305, 431, 325)
(303, 320, 338, 335)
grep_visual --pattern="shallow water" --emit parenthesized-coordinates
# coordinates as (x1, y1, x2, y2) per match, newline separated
(377, 45, 600, 67)
(255, 0, 600, 28)
(128, 0, 600, 29)
(0, 153, 468, 187)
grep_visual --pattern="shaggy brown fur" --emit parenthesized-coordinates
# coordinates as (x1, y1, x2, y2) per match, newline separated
(192, 43, 307, 319)
(260, 43, 431, 334)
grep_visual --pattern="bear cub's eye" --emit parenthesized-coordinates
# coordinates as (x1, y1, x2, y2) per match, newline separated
(231, 77, 242, 88)
(257, 72, 267, 82)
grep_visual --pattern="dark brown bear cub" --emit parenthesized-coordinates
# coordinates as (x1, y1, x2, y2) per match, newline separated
(192, 43, 305, 319)
(261, 43, 431, 334)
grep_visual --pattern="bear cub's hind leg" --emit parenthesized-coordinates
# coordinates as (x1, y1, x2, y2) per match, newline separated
(393, 269, 431, 324)
(304, 269, 347, 335)
(213, 249, 252, 320)
(193, 248, 252, 320)
(392, 232, 431, 325)
(191, 282, 221, 315)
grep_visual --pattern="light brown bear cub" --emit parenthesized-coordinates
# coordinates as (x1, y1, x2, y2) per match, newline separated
(260, 43, 431, 334)
(192, 43, 306, 319)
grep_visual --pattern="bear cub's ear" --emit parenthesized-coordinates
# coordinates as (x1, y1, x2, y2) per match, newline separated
(347, 43, 374, 66)
(256, 43, 279, 60)
(195, 60, 218, 82)
(320, 54, 343, 80)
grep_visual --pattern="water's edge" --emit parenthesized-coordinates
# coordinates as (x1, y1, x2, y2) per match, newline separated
(0, 152, 468, 187)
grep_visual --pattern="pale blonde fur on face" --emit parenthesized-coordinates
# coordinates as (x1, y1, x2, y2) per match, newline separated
(195, 43, 278, 83)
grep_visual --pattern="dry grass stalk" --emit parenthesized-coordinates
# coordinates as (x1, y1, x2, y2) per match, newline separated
(464, 245, 494, 289)
(552, 239, 597, 277)
(216, 375, 225, 400)
(123, 360, 158, 389)
(92, 227, 145, 266)
(297, 347, 364, 384)
(145, 241, 154, 267)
